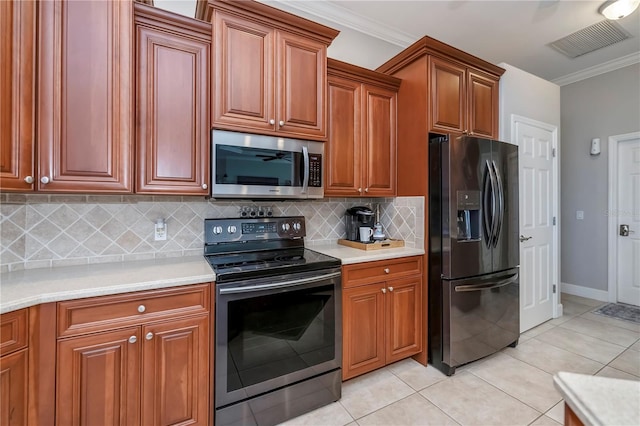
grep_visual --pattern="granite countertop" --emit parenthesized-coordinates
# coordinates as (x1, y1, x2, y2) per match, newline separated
(310, 243, 424, 264)
(0, 256, 216, 314)
(553, 371, 640, 426)
(0, 245, 425, 315)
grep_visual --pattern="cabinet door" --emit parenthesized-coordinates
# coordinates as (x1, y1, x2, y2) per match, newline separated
(325, 75, 362, 197)
(0, 349, 28, 426)
(56, 328, 141, 426)
(363, 85, 397, 197)
(213, 11, 274, 132)
(386, 275, 423, 364)
(429, 56, 466, 134)
(0, 0, 35, 191)
(136, 24, 210, 195)
(141, 315, 209, 426)
(276, 31, 326, 139)
(342, 283, 386, 380)
(37, 0, 133, 192)
(467, 69, 499, 139)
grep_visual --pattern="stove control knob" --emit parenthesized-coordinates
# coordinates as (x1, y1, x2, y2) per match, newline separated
(213, 226, 223, 235)
(293, 222, 301, 232)
(281, 222, 290, 231)
(227, 225, 237, 234)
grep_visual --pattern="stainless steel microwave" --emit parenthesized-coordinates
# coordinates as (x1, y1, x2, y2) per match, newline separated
(211, 130, 324, 199)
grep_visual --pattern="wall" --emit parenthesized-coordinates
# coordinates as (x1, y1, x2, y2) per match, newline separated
(560, 63, 640, 294)
(498, 63, 561, 143)
(0, 194, 424, 272)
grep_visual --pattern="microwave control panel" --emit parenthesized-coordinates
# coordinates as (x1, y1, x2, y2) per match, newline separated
(309, 154, 322, 187)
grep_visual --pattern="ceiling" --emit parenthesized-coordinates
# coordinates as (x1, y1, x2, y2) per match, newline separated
(156, 0, 640, 85)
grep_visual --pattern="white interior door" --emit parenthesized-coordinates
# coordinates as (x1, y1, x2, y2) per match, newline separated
(513, 117, 557, 332)
(617, 138, 640, 306)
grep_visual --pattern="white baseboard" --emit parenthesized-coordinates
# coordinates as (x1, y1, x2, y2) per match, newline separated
(560, 282, 609, 302)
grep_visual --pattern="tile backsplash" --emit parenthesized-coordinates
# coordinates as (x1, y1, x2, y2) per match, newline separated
(0, 194, 424, 272)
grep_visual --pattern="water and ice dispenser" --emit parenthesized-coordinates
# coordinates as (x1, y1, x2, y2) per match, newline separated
(456, 190, 480, 241)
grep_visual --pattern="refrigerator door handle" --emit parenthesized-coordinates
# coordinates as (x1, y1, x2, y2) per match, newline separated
(483, 160, 496, 247)
(492, 160, 504, 248)
(454, 272, 519, 292)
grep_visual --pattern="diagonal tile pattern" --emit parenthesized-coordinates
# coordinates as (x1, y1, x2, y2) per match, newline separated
(0, 194, 424, 271)
(283, 294, 639, 425)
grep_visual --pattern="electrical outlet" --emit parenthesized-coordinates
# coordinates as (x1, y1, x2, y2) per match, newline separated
(154, 219, 167, 241)
(576, 210, 584, 220)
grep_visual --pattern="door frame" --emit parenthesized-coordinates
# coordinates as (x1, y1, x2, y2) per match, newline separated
(510, 114, 560, 319)
(607, 131, 640, 303)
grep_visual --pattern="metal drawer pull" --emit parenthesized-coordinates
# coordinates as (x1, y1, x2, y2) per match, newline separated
(145, 332, 154, 341)
(381, 288, 386, 293)
(384, 268, 390, 274)
(128, 336, 137, 344)
(219, 272, 341, 294)
(137, 305, 146, 313)
(388, 286, 394, 292)
(455, 273, 519, 292)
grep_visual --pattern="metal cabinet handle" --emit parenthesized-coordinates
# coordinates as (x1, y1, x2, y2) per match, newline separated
(357, 188, 362, 193)
(137, 305, 146, 313)
(40, 176, 50, 184)
(388, 286, 394, 292)
(145, 332, 154, 341)
(364, 188, 369, 193)
(384, 268, 390, 274)
(128, 336, 137, 344)
(279, 120, 285, 127)
(381, 288, 386, 294)
(24, 176, 34, 184)
(519, 235, 532, 242)
(269, 119, 275, 125)
(201, 183, 208, 190)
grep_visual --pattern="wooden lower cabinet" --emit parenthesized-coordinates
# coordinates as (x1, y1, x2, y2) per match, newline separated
(342, 257, 423, 380)
(55, 285, 211, 426)
(0, 348, 29, 425)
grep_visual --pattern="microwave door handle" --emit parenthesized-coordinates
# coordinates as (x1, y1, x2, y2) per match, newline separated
(301, 146, 309, 194)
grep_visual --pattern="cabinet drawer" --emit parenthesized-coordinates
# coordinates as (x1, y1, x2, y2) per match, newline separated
(58, 284, 210, 337)
(0, 309, 28, 356)
(342, 256, 423, 288)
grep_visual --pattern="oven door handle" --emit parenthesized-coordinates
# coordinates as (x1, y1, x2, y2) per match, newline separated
(219, 271, 341, 294)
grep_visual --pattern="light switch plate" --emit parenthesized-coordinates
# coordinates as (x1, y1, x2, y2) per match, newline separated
(576, 210, 584, 220)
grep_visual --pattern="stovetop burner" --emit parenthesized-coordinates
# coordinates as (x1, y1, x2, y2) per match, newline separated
(204, 216, 341, 283)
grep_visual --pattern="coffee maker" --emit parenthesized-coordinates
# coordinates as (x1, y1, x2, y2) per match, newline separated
(344, 206, 375, 241)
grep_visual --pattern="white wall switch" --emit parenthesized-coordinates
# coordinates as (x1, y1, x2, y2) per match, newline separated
(576, 211, 584, 220)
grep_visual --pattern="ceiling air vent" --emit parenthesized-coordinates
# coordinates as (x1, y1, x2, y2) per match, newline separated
(548, 20, 632, 58)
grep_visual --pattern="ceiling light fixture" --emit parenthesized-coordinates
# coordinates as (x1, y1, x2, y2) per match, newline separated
(599, 0, 640, 20)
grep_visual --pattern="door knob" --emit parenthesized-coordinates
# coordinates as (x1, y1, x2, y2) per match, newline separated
(519, 235, 532, 242)
(269, 119, 275, 125)
(40, 176, 50, 184)
(620, 224, 633, 236)
(24, 176, 34, 184)
(145, 332, 154, 341)
(279, 120, 285, 127)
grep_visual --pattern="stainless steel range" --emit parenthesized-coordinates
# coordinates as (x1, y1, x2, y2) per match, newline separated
(204, 216, 342, 426)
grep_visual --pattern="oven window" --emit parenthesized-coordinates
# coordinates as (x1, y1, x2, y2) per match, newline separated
(215, 144, 303, 186)
(226, 284, 336, 392)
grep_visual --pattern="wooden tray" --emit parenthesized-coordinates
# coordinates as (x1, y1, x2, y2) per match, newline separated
(338, 239, 405, 251)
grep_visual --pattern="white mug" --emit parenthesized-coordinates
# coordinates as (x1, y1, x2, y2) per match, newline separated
(359, 227, 373, 242)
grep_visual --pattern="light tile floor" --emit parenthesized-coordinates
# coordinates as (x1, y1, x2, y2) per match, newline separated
(280, 294, 640, 426)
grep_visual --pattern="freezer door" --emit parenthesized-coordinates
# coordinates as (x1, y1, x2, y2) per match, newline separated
(443, 136, 493, 279)
(443, 268, 519, 368)
(491, 141, 520, 272)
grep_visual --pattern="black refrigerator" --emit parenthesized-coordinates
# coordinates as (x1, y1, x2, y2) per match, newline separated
(428, 134, 520, 376)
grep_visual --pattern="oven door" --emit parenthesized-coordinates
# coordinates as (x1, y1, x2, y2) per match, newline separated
(215, 268, 342, 408)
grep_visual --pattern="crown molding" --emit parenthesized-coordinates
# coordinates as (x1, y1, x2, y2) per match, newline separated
(551, 52, 640, 86)
(262, 0, 415, 47)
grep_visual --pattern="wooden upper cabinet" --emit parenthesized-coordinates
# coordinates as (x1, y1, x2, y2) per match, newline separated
(429, 56, 500, 138)
(326, 75, 362, 196)
(430, 56, 466, 134)
(467, 69, 499, 138)
(363, 85, 396, 197)
(0, 0, 35, 191)
(135, 3, 211, 195)
(325, 59, 399, 197)
(206, 0, 338, 141)
(37, 0, 134, 192)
